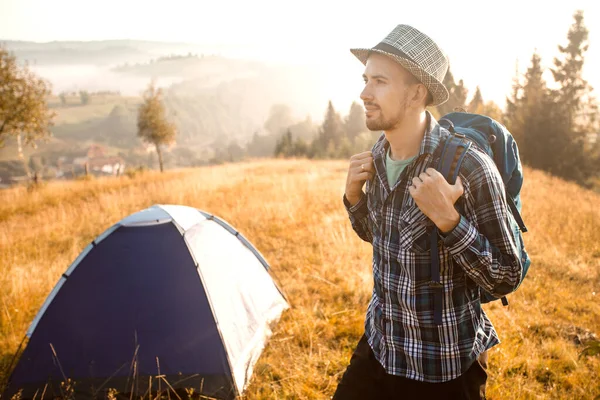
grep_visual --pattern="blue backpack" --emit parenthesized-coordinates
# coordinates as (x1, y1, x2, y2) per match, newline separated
(428, 112, 531, 325)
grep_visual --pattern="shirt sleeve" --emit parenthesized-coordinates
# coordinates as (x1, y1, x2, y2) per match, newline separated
(440, 153, 523, 297)
(343, 193, 373, 244)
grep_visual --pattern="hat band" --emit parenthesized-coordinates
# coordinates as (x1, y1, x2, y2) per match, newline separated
(372, 42, 417, 65)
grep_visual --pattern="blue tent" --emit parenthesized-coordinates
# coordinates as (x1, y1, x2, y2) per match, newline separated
(4, 205, 288, 399)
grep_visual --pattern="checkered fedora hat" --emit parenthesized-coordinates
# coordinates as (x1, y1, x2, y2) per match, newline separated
(351, 24, 450, 106)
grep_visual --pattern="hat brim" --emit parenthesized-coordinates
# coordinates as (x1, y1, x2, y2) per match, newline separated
(350, 48, 449, 107)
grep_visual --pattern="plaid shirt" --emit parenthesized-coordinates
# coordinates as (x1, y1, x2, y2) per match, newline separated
(344, 111, 523, 382)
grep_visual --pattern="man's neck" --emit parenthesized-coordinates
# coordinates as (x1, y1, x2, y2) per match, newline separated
(385, 111, 428, 161)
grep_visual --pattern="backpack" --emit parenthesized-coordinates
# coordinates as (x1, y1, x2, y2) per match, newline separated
(428, 112, 531, 325)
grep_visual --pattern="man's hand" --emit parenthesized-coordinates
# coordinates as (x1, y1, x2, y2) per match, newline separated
(345, 151, 375, 206)
(408, 168, 464, 233)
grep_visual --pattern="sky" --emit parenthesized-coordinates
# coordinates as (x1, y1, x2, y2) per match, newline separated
(1, 0, 599, 113)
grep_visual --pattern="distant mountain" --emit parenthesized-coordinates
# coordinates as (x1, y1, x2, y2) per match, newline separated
(0, 39, 215, 66)
(0, 39, 348, 178)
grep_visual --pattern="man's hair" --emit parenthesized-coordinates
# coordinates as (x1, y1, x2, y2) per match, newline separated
(404, 74, 434, 107)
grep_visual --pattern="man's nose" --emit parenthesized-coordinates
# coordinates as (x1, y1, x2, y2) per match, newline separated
(360, 84, 373, 102)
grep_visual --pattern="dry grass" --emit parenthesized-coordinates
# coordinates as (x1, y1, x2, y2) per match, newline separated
(47, 94, 140, 125)
(0, 159, 598, 399)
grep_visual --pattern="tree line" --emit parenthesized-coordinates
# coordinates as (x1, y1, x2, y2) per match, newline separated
(503, 10, 599, 185)
(0, 10, 598, 187)
(265, 10, 599, 187)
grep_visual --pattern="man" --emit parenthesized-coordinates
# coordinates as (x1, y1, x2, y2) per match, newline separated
(334, 25, 523, 399)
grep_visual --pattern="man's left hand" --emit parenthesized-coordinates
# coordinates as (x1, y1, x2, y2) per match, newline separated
(408, 168, 464, 234)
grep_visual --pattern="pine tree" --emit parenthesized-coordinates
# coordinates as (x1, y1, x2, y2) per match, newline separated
(274, 130, 294, 157)
(481, 101, 503, 122)
(314, 101, 345, 158)
(549, 10, 595, 181)
(436, 67, 469, 116)
(454, 80, 469, 112)
(468, 86, 484, 114)
(322, 101, 345, 147)
(504, 60, 524, 142)
(437, 68, 457, 116)
(344, 101, 367, 142)
(519, 52, 555, 170)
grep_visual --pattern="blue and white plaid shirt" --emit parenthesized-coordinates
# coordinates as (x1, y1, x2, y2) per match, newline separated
(344, 111, 523, 382)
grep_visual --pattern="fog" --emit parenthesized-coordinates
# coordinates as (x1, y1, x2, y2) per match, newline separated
(9, 40, 365, 125)
(30, 64, 184, 96)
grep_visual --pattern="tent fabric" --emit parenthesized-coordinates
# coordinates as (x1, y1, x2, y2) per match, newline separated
(4, 204, 288, 400)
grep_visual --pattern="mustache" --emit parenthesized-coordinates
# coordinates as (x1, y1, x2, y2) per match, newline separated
(364, 102, 380, 109)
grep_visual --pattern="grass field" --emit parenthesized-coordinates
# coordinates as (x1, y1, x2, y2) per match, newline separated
(47, 94, 141, 126)
(0, 159, 599, 399)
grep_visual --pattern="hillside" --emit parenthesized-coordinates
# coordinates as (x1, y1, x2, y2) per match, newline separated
(0, 160, 599, 399)
(0, 42, 336, 176)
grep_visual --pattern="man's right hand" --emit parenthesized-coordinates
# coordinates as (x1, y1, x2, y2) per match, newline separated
(345, 151, 375, 206)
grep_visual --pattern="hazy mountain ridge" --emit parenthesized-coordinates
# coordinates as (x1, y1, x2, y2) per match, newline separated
(0, 39, 208, 66)
(0, 40, 335, 177)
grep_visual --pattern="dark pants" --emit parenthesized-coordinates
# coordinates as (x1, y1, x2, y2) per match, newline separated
(333, 335, 488, 400)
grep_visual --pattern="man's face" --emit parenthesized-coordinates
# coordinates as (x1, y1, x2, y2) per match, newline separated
(360, 53, 418, 131)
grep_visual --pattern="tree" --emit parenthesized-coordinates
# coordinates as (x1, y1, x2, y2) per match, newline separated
(288, 116, 317, 142)
(505, 51, 561, 174)
(0, 46, 55, 161)
(344, 101, 367, 142)
(454, 80, 469, 112)
(264, 104, 294, 136)
(226, 140, 245, 162)
(467, 86, 484, 114)
(436, 67, 468, 116)
(519, 52, 555, 170)
(59, 92, 67, 106)
(549, 10, 596, 181)
(313, 101, 345, 158)
(79, 90, 90, 105)
(137, 82, 177, 172)
(481, 101, 503, 122)
(274, 130, 294, 158)
(274, 129, 310, 158)
(504, 60, 524, 142)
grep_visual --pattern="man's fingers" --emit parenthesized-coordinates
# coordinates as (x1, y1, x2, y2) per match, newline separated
(356, 161, 374, 173)
(418, 171, 433, 183)
(351, 158, 374, 172)
(350, 153, 373, 166)
(354, 171, 374, 182)
(350, 151, 373, 160)
(351, 154, 374, 164)
(454, 176, 464, 195)
(425, 168, 443, 179)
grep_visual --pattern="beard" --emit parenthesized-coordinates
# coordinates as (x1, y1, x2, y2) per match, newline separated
(365, 92, 410, 132)
(366, 112, 397, 131)
(365, 106, 407, 131)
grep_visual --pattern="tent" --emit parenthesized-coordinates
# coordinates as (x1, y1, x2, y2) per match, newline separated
(4, 204, 288, 399)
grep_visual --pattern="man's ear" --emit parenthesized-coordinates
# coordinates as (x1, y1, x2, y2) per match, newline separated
(413, 84, 428, 108)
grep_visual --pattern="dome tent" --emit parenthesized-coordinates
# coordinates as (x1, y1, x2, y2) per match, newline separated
(4, 204, 288, 399)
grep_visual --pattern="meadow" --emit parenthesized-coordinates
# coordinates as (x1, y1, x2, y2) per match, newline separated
(0, 159, 598, 399)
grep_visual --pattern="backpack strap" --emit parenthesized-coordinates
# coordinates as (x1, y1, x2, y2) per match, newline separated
(430, 133, 471, 325)
(507, 197, 528, 233)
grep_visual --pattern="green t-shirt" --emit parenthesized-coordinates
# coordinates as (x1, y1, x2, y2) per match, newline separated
(386, 147, 417, 189)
